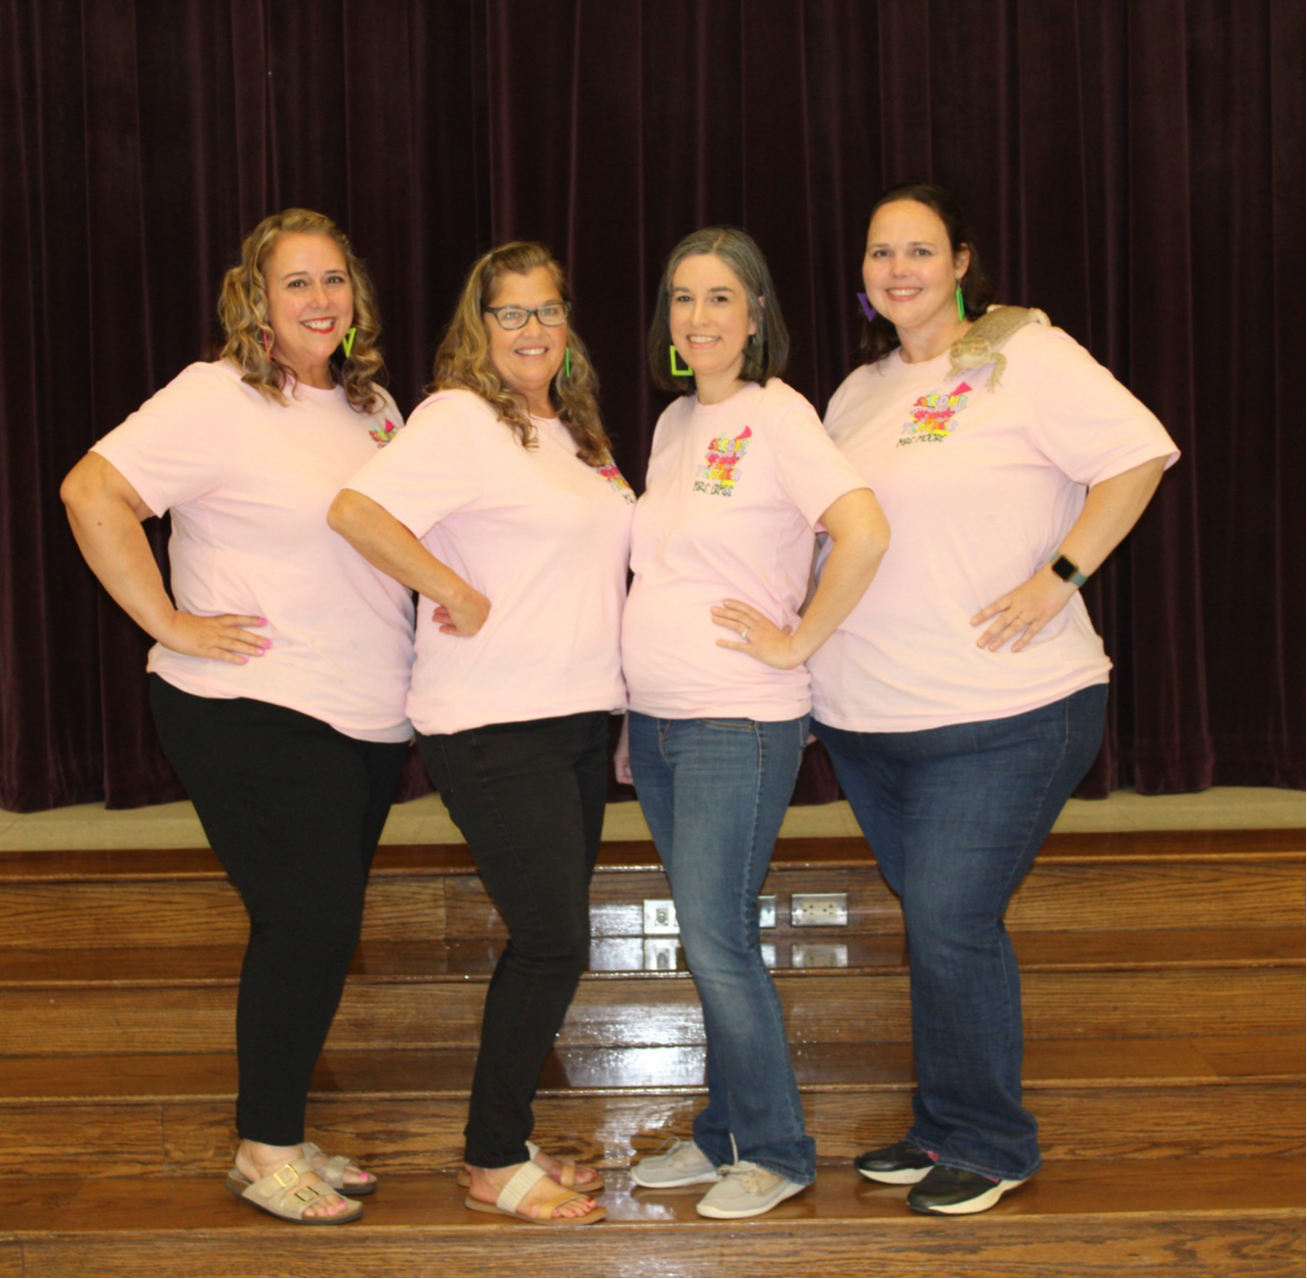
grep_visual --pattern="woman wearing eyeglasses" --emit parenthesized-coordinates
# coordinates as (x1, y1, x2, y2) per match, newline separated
(329, 243, 633, 1226)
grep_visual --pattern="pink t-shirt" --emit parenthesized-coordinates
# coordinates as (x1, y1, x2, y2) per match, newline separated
(343, 389, 634, 735)
(92, 360, 414, 742)
(622, 378, 868, 721)
(809, 324, 1180, 732)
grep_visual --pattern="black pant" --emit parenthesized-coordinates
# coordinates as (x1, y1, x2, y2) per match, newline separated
(150, 676, 408, 1145)
(419, 711, 608, 1168)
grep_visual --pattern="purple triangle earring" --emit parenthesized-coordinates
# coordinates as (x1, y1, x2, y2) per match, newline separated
(857, 293, 877, 322)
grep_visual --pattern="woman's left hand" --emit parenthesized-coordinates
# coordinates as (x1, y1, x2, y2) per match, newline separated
(712, 599, 803, 670)
(971, 568, 1080, 653)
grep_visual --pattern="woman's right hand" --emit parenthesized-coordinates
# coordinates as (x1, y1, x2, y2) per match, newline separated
(432, 589, 490, 636)
(159, 611, 271, 664)
(329, 489, 490, 637)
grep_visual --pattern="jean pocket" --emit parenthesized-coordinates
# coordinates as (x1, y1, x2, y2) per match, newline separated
(695, 717, 755, 731)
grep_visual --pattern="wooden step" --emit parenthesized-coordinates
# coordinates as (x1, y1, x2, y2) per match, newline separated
(1, 831, 1300, 949)
(0, 928, 1299, 1054)
(0, 1159, 1300, 1278)
(0, 830, 1300, 1276)
(0, 1036, 1300, 1177)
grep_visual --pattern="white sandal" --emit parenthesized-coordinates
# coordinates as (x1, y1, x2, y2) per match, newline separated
(463, 1159, 605, 1226)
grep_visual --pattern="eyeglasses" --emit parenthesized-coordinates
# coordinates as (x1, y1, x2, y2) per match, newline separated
(483, 302, 570, 330)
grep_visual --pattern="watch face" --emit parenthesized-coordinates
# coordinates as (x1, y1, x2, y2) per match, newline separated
(1052, 555, 1086, 585)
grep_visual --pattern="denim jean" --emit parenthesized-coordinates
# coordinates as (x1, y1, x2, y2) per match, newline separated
(814, 684, 1108, 1182)
(628, 712, 817, 1185)
(419, 711, 608, 1169)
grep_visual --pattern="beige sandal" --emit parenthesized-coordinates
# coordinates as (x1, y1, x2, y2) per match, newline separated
(464, 1160, 606, 1226)
(225, 1157, 364, 1225)
(301, 1141, 377, 1195)
(457, 1140, 605, 1193)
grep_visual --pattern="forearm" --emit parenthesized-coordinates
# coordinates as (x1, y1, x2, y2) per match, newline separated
(971, 456, 1170, 652)
(61, 456, 181, 642)
(1053, 457, 1168, 577)
(712, 488, 890, 669)
(790, 535, 885, 663)
(328, 488, 477, 609)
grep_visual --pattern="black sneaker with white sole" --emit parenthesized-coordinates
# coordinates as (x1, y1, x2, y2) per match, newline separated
(854, 1140, 936, 1185)
(907, 1164, 1026, 1215)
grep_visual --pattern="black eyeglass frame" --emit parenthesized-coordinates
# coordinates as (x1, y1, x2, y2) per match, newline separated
(482, 302, 572, 330)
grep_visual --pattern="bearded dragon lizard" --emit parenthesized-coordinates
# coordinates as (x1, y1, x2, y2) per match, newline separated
(948, 304, 1051, 390)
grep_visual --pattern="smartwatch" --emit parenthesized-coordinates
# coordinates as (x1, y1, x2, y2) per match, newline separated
(1050, 554, 1089, 588)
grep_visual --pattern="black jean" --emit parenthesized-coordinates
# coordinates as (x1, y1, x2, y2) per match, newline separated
(150, 676, 408, 1145)
(418, 711, 608, 1168)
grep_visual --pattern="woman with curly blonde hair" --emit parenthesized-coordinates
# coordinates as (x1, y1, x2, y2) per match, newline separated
(331, 242, 633, 1226)
(62, 209, 413, 1225)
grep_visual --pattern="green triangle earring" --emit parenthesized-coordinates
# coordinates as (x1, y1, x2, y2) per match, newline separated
(669, 345, 692, 377)
(955, 283, 966, 322)
(563, 347, 572, 379)
(341, 327, 357, 359)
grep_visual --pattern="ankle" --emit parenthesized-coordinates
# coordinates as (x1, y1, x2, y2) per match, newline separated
(239, 1139, 304, 1181)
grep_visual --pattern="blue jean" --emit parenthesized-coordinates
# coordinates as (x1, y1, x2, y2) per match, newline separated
(628, 712, 817, 1185)
(419, 711, 609, 1168)
(814, 684, 1108, 1182)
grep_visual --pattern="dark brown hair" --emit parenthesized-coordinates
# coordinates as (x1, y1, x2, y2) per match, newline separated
(858, 183, 997, 364)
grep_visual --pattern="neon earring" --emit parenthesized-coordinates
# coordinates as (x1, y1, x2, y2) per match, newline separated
(341, 327, 357, 359)
(669, 346, 692, 377)
(856, 292, 876, 322)
(261, 329, 272, 354)
(955, 281, 966, 321)
(563, 347, 572, 379)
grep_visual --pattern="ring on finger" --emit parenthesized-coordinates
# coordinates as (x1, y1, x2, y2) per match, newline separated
(740, 628, 750, 643)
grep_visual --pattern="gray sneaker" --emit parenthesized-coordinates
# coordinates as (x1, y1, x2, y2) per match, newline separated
(630, 1139, 721, 1188)
(695, 1160, 806, 1219)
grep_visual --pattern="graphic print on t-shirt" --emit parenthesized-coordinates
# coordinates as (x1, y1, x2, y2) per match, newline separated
(599, 453, 637, 504)
(897, 383, 971, 447)
(694, 425, 752, 496)
(369, 418, 399, 446)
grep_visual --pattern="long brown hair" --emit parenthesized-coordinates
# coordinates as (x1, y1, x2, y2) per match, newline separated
(430, 242, 610, 466)
(216, 208, 387, 412)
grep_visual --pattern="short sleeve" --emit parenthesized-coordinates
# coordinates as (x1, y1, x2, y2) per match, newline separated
(1012, 328, 1179, 486)
(769, 386, 868, 528)
(343, 390, 490, 537)
(91, 363, 238, 516)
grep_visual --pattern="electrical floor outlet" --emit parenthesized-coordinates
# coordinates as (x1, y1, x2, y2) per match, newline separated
(790, 892, 849, 926)
(643, 896, 778, 935)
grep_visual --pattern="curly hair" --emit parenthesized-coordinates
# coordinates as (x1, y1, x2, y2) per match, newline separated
(647, 226, 791, 394)
(857, 182, 997, 365)
(216, 208, 387, 413)
(430, 242, 611, 467)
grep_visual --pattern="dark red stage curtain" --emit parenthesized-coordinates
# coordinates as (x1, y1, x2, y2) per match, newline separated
(2, 0, 1302, 811)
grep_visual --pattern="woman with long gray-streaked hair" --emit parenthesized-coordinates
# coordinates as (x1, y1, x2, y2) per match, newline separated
(330, 241, 633, 1227)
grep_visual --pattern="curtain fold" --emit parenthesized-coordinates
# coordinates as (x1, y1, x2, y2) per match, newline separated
(2, 0, 1301, 811)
